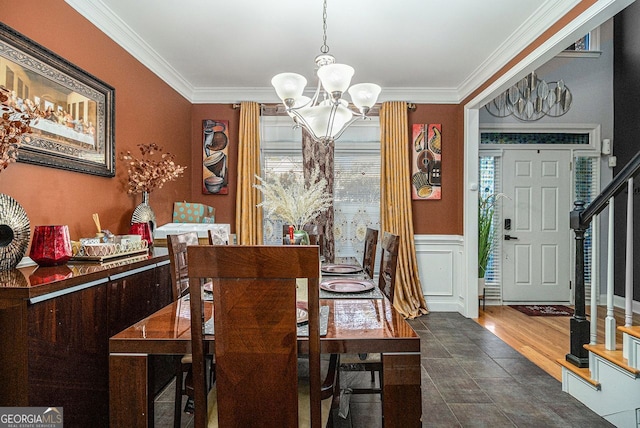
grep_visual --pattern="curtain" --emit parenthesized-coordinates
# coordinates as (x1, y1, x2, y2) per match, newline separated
(302, 130, 335, 262)
(234, 101, 263, 245)
(380, 101, 428, 318)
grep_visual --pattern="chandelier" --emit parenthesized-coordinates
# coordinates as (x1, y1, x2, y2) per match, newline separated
(484, 72, 572, 121)
(271, 0, 381, 143)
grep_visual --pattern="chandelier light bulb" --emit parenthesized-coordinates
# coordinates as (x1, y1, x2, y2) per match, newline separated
(348, 83, 382, 113)
(271, 73, 307, 102)
(317, 63, 354, 95)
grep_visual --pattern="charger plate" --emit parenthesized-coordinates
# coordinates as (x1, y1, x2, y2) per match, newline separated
(320, 278, 374, 293)
(321, 264, 363, 275)
(296, 302, 309, 325)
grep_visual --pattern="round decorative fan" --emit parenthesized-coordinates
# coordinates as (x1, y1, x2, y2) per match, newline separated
(131, 203, 156, 231)
(0, 193, 30, 271)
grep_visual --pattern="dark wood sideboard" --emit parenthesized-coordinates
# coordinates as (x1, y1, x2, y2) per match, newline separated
(0, 249, 173, 428)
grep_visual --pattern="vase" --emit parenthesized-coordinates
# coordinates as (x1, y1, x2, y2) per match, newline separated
(0, 193, 30, 271)
(131, 191, 157, 231)
(293, 230, 310, 245)
(129, 222, 154, 247)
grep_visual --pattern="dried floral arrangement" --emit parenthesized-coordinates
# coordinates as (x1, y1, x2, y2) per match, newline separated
(254, 165, 333, 231)
(0, 86, 40, 172)
(120, 143, 186, 194)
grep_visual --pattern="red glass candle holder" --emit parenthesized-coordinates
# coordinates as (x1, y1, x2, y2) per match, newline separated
(29, 225, 73, 266)
(129, 222, 153, 246)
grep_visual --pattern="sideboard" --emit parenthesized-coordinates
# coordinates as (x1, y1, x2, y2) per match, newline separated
(0, 249, 173, 428)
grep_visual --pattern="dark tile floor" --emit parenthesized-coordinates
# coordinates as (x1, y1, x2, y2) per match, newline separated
(154, 312, 613, 428)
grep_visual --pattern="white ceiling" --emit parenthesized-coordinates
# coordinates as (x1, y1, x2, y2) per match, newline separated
(64, 0, 598, 104)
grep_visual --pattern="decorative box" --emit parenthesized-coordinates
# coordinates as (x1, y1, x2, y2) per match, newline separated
(172, 202, 215, 223)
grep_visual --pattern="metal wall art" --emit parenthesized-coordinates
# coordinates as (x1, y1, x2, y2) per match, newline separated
(484, 72, 572, 122)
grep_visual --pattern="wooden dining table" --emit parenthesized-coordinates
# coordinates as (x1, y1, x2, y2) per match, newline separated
(109, 263, 422, 427)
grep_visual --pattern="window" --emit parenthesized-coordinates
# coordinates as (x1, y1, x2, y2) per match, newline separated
(260, 117, 381, 262)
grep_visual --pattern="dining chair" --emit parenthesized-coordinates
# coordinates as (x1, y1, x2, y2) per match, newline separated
(362, 228, 378, 280)
(338, 231, 400, 397)
(207, 227, 230, 245)
(187, 245, 332, 428)
(167, 232, 214, 427)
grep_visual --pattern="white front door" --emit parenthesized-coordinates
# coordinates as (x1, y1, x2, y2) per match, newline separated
(501, 149, 572, 303)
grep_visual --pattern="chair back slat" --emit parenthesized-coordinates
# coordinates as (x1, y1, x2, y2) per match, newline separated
(378, 232, 400, 303)
(362, 228, 379, 280)
(188, 245, 322, 428)
(167, 232, 199, 301)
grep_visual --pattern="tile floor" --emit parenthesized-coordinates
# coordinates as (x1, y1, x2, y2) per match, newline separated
(154, 312, 613, 427)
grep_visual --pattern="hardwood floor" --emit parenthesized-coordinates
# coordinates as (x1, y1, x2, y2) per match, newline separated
(475, 304, 640, 381)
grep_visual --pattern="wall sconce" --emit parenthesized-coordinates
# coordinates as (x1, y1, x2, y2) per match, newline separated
(484, 72, 572, 121)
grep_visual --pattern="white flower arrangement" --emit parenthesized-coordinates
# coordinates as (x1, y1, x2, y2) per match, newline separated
(254, 166, 333, 231)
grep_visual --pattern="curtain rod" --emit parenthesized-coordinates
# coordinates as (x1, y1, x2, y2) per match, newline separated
(233, 102, 417, 114)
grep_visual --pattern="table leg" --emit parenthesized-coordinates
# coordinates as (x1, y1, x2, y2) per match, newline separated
(382, 352, 421, 427)
(110, 354, 150, 428)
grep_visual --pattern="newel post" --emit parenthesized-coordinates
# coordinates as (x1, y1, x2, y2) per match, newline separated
(567, 200, 590, 368)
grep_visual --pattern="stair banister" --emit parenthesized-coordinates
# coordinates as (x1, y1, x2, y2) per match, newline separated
(605, 197, 615, 351)
(568, 150, 640, 368)
(581, 151, 640, 223)
(568, 200, 590, 367)
(623, 178, 634, 360)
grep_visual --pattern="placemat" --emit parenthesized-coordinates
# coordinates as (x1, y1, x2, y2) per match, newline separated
(204, 305, 329, 337)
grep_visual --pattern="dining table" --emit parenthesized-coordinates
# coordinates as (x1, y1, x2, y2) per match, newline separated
(109, 257, 421, 427)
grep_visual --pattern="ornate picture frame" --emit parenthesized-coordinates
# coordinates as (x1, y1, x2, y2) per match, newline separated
(0, 23, 115, 177)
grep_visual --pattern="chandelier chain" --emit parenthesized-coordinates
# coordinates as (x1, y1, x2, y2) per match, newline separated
(320, 0, 329, 54)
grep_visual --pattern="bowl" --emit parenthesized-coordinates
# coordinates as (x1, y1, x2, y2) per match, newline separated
(204, 151, 226, 176)
(204, 176, 224, 193)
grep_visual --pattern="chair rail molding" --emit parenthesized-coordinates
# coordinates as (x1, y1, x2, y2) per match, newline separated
(414, 234, 464, 313)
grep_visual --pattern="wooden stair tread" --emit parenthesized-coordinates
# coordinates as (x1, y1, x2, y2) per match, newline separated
(556, 358, 600, 388)
(618, 325, 640, 340)
(584, 344, 640, 376)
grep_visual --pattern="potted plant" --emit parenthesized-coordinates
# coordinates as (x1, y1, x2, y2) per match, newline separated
(254, 165, 332, 244)
(478, 192, 506, 302)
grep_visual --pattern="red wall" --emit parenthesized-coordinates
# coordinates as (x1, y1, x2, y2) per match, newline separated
(1, 0, 192, 243)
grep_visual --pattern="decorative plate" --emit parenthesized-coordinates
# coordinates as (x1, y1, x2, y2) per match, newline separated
(320, 279, 375, 293)
(296, 301, 308, 325)
(321, 264, 363, 274)
(0, 193, 30, 270)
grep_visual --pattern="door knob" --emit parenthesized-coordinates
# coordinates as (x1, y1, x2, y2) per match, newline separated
(504, 234, 518, 240)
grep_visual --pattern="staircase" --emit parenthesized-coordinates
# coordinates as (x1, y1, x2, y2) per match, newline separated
(559, 151, 640, 427)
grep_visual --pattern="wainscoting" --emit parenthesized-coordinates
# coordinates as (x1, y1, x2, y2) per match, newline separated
(414, 234, 465, 313)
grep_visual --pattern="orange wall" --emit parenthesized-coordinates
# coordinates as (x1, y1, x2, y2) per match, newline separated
(189, 105, 241, 227)
(409, 104, 463, 235)
(1, 1, 193, 243)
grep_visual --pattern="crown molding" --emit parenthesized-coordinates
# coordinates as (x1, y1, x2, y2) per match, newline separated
(67, 0, 605, 106)
(191, 86, 461, 104)
(65, 0, 195, 100)
(457, 0, 580, 102)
